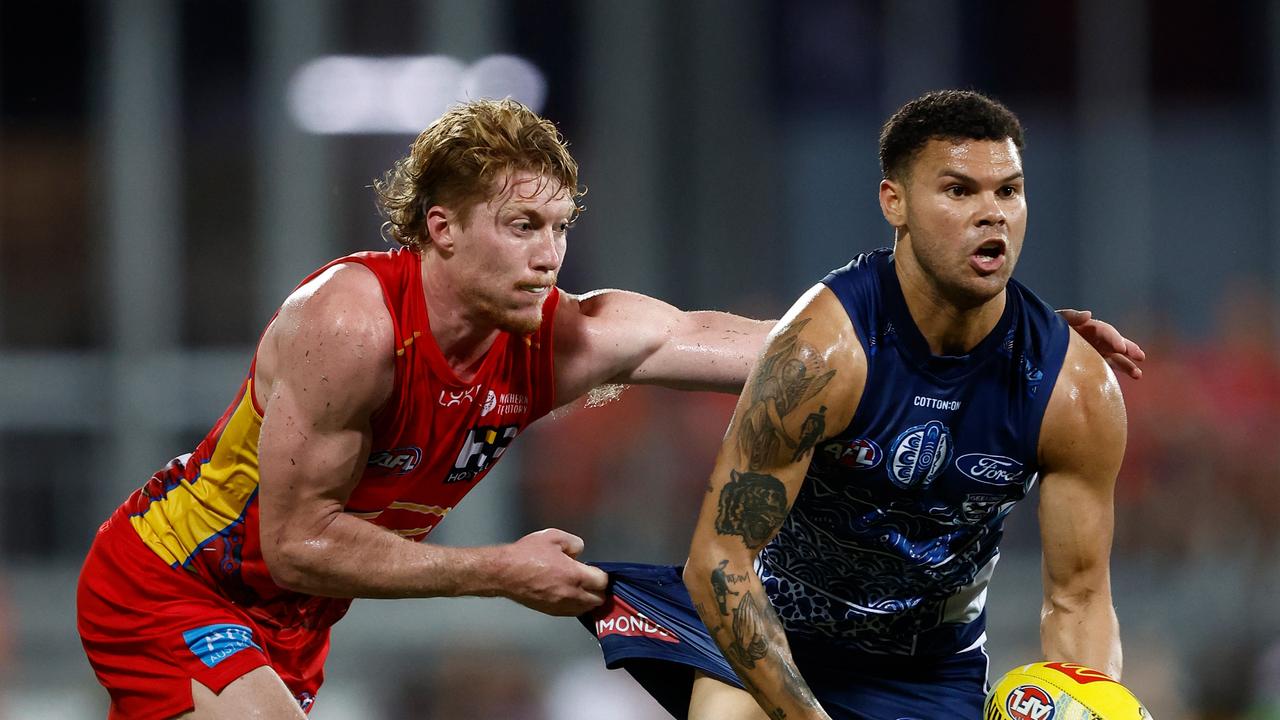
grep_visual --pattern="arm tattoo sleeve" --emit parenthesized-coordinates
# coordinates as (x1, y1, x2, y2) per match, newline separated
(715, 470, 788, 549)
(710, 580, 824, 719)
(738, 318, 836, 471)
(725, 590, 770, 669)
(792, 405, 827, 461)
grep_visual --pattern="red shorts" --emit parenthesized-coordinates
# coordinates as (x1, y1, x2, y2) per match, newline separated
(76, 512, 330, 719)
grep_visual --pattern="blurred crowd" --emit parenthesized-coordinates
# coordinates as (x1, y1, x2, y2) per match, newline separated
(1118, 282, 1280, 564)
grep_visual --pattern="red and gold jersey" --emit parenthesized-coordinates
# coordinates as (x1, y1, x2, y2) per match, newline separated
(118, 248, 559, 629)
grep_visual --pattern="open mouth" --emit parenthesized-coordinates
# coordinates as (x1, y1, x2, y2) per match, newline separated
(970, 239, 1007, 273)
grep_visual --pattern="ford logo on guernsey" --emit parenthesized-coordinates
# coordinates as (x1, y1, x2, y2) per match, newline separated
(956, 453, 1026, 486)
(888, 420, 952, 489)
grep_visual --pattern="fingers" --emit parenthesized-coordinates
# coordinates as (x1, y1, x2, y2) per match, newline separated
(1124, 339, 1147, 362)
(576, 559, 609, 603)
(580, 563, 609, 592)
(561, 533, 585, 558)
(1067, 311, 1149, 366)
(1077, 314, 1149, 366)
(537, 528, 586, 558)
(1106, 354, 1143, 380)
(518, 528, 610, 614)
(553, 568, 608, 615)
(553, 590, 606, 616)
(1060, 308, 1091, 324)
(1087, 320, 1127, 354)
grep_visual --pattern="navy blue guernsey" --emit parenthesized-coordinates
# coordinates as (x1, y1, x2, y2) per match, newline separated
(756, 248, 1070, 658)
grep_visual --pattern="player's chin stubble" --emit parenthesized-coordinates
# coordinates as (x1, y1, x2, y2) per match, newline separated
(482, 295, 545, 335)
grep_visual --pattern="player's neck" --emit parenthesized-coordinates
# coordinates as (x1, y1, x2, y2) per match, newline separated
(419, 253, 501, 380)
(894, 257, 1007, 356)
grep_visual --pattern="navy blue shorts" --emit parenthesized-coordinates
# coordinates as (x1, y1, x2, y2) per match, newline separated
(578, 562, 991, 720)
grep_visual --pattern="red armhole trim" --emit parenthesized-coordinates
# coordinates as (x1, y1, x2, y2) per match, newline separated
(248, 360, 265, 417)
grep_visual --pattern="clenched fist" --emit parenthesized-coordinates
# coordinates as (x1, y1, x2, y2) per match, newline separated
(498, 529, 609, 616)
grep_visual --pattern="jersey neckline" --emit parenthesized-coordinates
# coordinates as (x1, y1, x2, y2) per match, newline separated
(877, 252, 1017, 382)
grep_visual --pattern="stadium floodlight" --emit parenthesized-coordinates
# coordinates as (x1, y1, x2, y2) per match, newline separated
(288, 54, 547, 135)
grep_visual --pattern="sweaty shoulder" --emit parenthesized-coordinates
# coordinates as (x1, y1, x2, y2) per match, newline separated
(1038, 328, 1127, 467)
(255, 262, 395, 417)
(769, 284, 868, 430)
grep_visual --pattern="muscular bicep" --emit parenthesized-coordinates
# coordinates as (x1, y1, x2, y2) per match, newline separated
(1038, 464, 1114, 594)
(1037, 334, 1127, 602)
(257, 379, 373, 543)
(255, 265, 394, 557)
(694, 286, 864, 554)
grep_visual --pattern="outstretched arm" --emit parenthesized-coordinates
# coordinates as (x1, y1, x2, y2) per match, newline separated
(552, 289, 773, 406)
(1037, 330, 1127, 677)
(551, 287, 1144, 413)
(684, 285, 864, 720)
(255, 264, 607, 613)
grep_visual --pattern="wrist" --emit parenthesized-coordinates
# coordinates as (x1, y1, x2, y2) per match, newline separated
(466, 544, 511, 599)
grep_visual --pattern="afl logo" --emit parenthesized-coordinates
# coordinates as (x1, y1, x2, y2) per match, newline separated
(821, 438, 882, 470)
(1006, 684, 1055, 720)
(888, 420, 952, 489)
(367, 447, 423, 475)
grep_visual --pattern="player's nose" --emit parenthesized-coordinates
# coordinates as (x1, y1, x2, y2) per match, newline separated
(975, 191, 1007, 227)
(530, 229, 563, 272)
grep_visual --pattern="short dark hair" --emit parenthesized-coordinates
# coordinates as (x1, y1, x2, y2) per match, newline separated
(878, 90, 1024, 180)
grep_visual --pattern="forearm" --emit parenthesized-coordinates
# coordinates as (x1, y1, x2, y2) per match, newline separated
(267, 512, 507, 600)
(686, 550, 830, 720)
(1040, 593, 1122, 678)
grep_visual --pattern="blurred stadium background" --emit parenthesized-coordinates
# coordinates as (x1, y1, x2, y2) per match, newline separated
(2, 1, 1279, 718)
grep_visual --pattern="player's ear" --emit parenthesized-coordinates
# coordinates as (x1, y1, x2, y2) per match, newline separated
(425, 205, 456, 253)
(879, 178, 907, 228)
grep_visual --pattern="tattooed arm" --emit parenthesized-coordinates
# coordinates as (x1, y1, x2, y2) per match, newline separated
(684, 285, 865, 720)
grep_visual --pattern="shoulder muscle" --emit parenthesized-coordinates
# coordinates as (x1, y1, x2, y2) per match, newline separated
(1039, 329, 1127, 473)
(257, 262, 395, 425)
(741, 284, 866, 443)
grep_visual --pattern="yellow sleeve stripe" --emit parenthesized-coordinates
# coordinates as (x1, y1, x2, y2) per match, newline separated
(130, 384, 265, 567)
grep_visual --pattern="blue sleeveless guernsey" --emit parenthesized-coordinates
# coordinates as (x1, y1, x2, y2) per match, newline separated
(579, 249, 1070, 719)
(758, 248, 1069, 658)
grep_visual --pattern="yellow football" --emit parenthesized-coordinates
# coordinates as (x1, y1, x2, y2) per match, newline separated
(984, 662, 1152, 720)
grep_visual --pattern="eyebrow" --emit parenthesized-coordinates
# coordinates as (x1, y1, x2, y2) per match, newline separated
(502, 204, 576, 223)
(938, 169, 1025, 185)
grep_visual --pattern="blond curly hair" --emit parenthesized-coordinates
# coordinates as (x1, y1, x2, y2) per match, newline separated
(374, 98, 583, 249)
